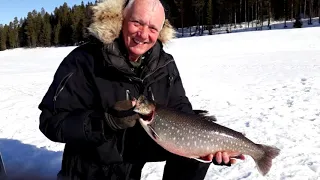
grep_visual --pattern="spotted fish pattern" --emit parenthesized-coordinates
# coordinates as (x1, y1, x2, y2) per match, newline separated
(134, 95, 280, 176)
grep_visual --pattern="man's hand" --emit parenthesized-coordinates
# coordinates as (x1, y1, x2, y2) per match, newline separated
(200, 152, 245, 166)
(105, 99, 140, 130)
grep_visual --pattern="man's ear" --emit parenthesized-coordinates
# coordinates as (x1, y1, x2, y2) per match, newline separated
(158, 19, 176, 44)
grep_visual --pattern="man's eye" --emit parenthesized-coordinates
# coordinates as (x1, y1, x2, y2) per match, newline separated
(150, 27, 158, 33)
(132, 21, 141, 26)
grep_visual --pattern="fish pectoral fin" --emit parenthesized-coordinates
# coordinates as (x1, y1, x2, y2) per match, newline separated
(148, 125, 160, 139)
(191, 157, 212, 163)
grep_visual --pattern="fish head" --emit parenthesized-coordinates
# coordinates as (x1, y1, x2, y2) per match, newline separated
(133, 95, 156, 124)
(134, 95, 159, 139)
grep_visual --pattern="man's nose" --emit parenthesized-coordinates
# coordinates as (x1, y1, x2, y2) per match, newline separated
(137, 26, 148, 39)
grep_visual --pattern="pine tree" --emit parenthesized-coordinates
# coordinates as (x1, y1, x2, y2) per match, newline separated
(7, 22, 16, 49)
(13, 17, 20, 48)
(80, 1, 90, 42)
(25, 12, 37, 47)
(71, 5, 86, 44)
(40, 12, 52, 47)
(19, 18, 27, 47)
(0, 25, 8, 51)
(35, 12, 43, 46)
(58, 2, 74, 45)
(0, 25, 4, 50)
(53, 22, 61, 46)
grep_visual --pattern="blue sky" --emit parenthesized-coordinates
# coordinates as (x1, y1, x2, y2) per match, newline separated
(0, 0, 95, 25)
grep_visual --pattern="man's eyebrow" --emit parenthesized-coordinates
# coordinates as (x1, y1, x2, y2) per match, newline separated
(130, 18, 160, 30)
(149, 24, 159, 30)
(130, 17, 143, 24)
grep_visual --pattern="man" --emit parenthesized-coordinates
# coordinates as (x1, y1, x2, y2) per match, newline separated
(38, 0, 244, 179)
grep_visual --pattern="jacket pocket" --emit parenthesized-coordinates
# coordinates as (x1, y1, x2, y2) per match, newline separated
(53, 72, 74, 113)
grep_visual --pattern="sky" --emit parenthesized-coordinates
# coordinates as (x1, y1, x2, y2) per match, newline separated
(0, 0, 95, 25)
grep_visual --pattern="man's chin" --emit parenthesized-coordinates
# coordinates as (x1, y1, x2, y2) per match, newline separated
(129, 49, 147, 58)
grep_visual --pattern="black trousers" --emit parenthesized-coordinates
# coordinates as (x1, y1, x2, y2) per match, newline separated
(123, 126, 211, 180)
(57, 125, 211, 180)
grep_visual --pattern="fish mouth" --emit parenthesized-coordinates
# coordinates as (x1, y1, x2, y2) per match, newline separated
(139, 110, 155, 123)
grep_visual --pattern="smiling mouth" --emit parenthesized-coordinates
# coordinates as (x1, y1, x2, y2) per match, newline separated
(133, 39, 147, 45)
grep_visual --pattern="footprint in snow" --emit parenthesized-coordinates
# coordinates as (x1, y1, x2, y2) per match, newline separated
(307, 162, 320, 173)
(245, 122, 250, 127)
(303, 87, 311, 92)
(301, 78, 307, 85)
(287, 99, 294, 107)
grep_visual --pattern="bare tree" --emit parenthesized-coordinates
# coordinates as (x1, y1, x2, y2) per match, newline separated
(240, 0, 243, 27)
(267, 0, 272, 29)
(255, 0, 259, 29)
(251, 0, 254, 27)
(291, 0, 294, 20)
(234, 4, 237, 28)
(207, 0, 213, 34)
(284, 0, 288, 27)
(174, 0, 185, 37)
(308, 0, 313, 24)
(192, 0, 205, 35)
(304, 0, 307, 18)
(245, 0, 247, 27)
(318, 0, 320, 23)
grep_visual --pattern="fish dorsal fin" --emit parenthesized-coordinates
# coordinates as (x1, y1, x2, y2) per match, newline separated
(193, 110, 217, 122)
(192, 157, 212, 163)
(193, 110, 209, 116)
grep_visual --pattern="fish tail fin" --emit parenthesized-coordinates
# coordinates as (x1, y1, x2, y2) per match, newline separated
(254, 144, 280, 176)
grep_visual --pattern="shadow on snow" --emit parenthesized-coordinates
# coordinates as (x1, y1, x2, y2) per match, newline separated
(0, 138, 62, 180)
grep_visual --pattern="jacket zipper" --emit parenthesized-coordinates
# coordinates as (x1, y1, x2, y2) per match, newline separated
(120, 129, 126, 157)
(125, 59, 174, 84)
(118, 60, 174, 159)
(165, 76, 175, 106)
(142, 59, 174, 83)
(120, 90, 130, 158)
(53, 72, 74, 113)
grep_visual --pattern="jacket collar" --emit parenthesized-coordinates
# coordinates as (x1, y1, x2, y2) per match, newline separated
(101, 37, 172, 80)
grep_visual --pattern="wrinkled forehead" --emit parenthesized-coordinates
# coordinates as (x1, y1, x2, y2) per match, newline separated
(128, 0, 163, 11)
(148, 0, 161, 11)
(127, 0, 165, 27)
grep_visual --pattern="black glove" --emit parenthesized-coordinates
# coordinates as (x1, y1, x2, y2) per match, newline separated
(104, 100, 140, 130)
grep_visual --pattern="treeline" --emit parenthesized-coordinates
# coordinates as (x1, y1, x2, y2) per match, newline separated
(1, 0, 320, 51)
(165, 0, 320, 35)
(0, 1, 94, 51)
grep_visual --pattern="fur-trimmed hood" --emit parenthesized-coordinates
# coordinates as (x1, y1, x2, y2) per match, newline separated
(87, 0, 176, 45)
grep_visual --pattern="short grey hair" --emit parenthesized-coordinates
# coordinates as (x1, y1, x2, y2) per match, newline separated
(123, 0, 135, 18)
(123, 0, 165, 29)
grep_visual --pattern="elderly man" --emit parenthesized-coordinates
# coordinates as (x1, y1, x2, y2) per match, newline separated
(38, 0, 243, 179)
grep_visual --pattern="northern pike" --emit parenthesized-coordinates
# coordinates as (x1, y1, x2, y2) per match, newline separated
(133, 95, 280, 176)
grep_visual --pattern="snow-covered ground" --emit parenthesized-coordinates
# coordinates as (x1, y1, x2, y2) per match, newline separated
(1, 26, 320, 179)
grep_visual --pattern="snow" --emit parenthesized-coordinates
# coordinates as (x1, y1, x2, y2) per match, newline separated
(1, 25, 320, 180)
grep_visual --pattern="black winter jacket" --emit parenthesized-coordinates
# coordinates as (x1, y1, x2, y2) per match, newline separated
(38, 37, 209, 179)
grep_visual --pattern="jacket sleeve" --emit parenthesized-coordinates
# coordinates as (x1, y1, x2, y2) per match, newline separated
(167, 61, 194, 114)
(38, 48, 110, 145)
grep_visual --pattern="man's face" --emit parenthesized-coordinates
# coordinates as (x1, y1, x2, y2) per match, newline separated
(122, 1, 165, 61)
